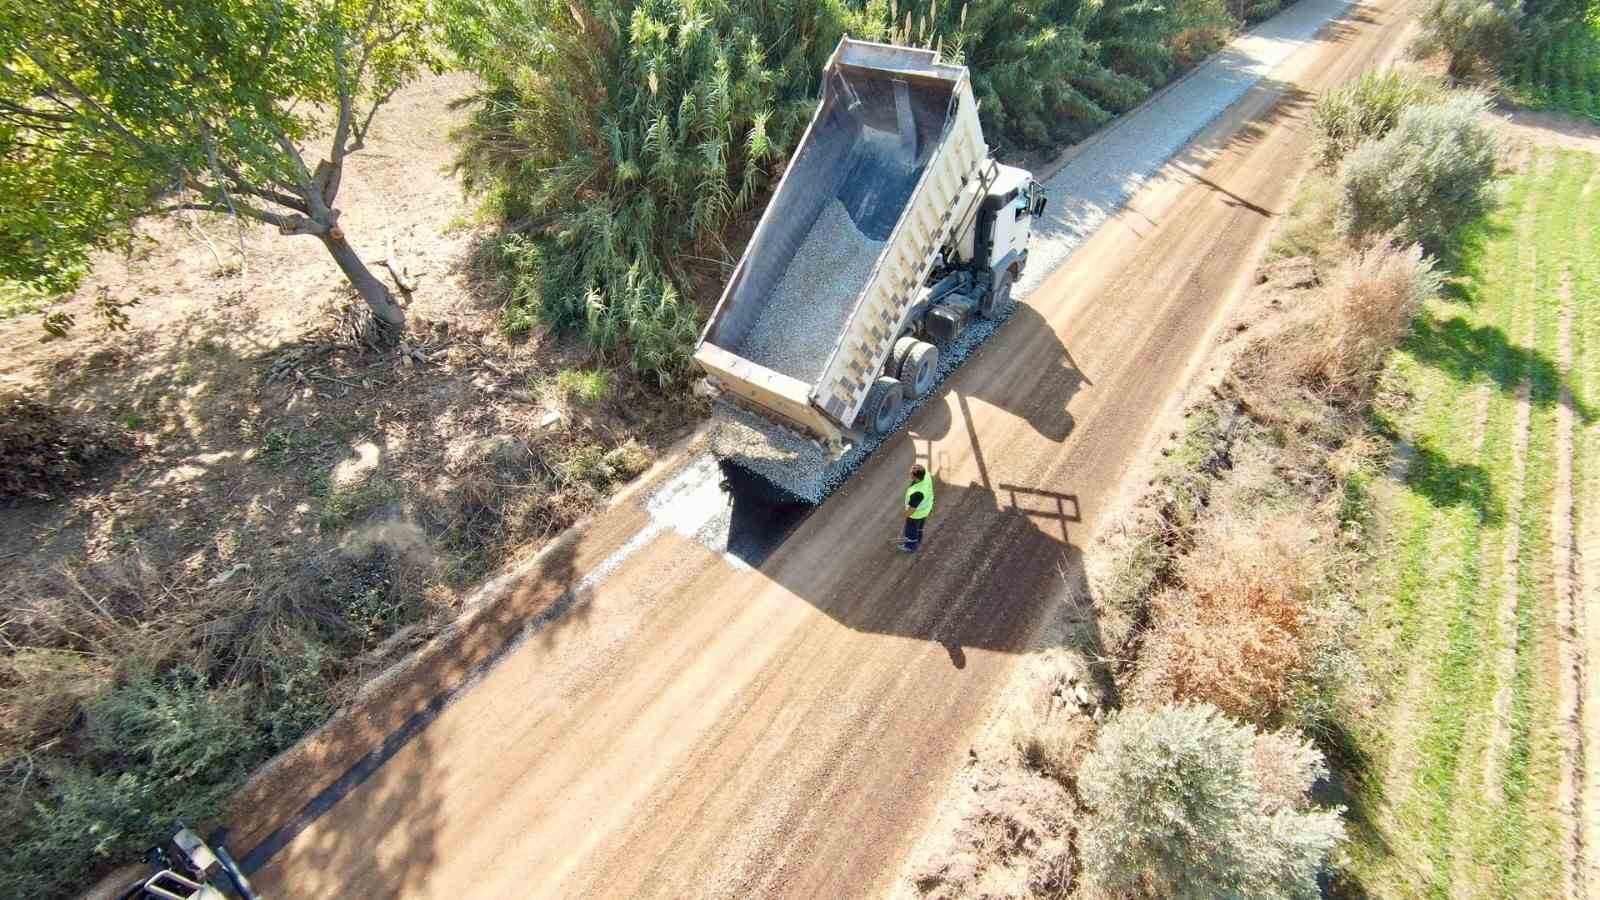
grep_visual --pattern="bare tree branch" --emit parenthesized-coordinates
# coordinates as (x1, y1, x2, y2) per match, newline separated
(272, 130, 322, 208)
(349, 82, 402, 152)
(231, 182, 312, 214)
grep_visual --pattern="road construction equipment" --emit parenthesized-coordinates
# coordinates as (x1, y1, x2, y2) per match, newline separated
(115, 824, 261, 900)
(694, 37, 1044, 498)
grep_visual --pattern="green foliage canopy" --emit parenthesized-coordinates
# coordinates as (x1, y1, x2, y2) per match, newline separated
(449, 0, 1240, 383)
(1412, 0, 1524, 78)
(1337, 92, 1499, 249)
(860, 0, 1233, 156)
(0, 0, 435, 312)
(1080, 702, 1346, 900)
(446, 0, 848, 383)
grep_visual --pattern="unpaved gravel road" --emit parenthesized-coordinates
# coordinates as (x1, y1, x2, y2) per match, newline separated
(231, 2, 1414, 895)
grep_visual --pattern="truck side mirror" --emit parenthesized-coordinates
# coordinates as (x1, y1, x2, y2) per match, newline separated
(1031, 189, 1047, 218)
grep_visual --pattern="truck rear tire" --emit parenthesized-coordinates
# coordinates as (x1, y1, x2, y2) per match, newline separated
(978, 269, 1015, 319)
(896, 340, 939, 399)
(891, 336, 919, 383)
(861, 377, 905, 436)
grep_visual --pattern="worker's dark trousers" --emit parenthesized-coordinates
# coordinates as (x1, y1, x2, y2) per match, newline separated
(903, 516, 926, 551)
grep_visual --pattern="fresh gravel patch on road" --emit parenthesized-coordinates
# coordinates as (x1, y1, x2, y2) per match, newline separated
(1015, 0, 1353, 299)
(734, 199, 884, 383)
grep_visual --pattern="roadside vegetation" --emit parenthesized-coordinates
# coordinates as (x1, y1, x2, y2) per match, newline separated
(1508, 15, 1600, 117)
(1334, 137, 1595, 900)
(0, 75, 698, 898)
(908, 62, 1590, 898)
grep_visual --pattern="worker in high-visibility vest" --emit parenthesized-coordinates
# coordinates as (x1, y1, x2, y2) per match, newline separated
(901, 464, 934, 552)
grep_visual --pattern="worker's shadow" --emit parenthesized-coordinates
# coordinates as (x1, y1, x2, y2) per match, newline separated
(775, 470, 1103, 674)
(715, 297, 1101, 669)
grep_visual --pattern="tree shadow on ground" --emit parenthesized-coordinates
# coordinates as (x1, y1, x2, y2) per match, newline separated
(1404, 309, 1595, 424)
(243, 720, 446, 899)
(1315, 714, 1393, 899)
(1433, 212, 1511, 308)
(1372, 418, 1506, 527)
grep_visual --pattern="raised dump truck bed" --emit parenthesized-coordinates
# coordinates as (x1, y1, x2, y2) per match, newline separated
(696, 38, 1043, 499)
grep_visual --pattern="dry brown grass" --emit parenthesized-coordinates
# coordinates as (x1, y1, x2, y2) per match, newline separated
(1131, 515, 1326, 722)
(1274, 240, 1440, 400)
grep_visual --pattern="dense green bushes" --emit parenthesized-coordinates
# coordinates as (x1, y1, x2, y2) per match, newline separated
(1079, 703, 1345, 899)
(1312, 68, 1444, 167)
(2, 669, 270, 898)
(1413, 0, 1598, 83)
(856, 0, 1233, 156)
(448, 0, 1244, 385)
(1310, 69, 1500, 250)
(1509, 16, 1600, 117)
(1337, 92, 1499, 248)
(1413, 0, 1524, 78)
(445, 0, 829, 385)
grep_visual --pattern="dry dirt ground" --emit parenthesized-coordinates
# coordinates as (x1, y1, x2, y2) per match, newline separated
(0, 72, 694, 773)
(220, 1, 1420, 896)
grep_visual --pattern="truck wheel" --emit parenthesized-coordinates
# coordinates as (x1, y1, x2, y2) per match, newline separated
(896, 340, 940, 399)
(861, 377, 905, 436)
(978, 269, 1015, 319)
(891, 336, 920, 383)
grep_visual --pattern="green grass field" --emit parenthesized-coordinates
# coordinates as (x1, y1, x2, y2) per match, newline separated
(1510, 19, 1600, 120)
(1340, 147, 1598, 898)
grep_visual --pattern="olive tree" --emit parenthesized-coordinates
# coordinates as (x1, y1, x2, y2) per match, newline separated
(0, 0, 436, 335)
(1079, 703, 1346, 899)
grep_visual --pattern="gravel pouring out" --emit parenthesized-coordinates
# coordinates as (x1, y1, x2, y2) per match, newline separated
(733, 199, 885, 383)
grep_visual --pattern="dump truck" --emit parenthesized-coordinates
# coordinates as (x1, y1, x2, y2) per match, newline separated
(694, 37, 1046, 500)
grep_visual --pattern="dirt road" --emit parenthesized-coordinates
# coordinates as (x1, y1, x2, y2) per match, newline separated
(234, 3, 1414, 895)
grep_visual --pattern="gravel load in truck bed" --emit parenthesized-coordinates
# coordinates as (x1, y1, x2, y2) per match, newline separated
(731, 199, 884, 383)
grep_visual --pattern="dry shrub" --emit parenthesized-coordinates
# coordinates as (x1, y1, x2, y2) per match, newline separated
(0, 389, 130, 502)
(1020, 715, 1098, 791)
(0, 554, 167, 660)
(1132, 516, 1324, 721)
(915, 779, 1078, 900)
(0, 650, 112, 758)
(1275, 241, 1441, 400)
(1013, 652, 1101, 788)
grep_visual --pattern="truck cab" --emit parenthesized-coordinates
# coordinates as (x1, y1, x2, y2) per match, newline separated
(965, 163, 1046, 279)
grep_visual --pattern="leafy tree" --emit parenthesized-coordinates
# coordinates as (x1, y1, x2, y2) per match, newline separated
(1412, 0, 1524, 78)
(1079, 703, 1346, 900)
(446, 0, 848, 383)
(1338, 92, 1499, 249)
(862, 0, 1233, 155)
(0, 0, 437, 334)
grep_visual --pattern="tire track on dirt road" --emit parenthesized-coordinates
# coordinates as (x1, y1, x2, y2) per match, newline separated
(231, 1, 1418, 896)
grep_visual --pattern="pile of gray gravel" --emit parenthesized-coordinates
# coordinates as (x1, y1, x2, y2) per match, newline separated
(734, 199, 884, 383)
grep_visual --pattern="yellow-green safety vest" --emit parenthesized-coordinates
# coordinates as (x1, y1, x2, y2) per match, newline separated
(906, 474, 934, 520)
